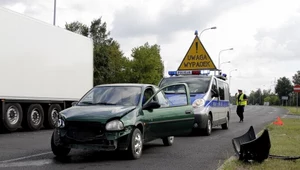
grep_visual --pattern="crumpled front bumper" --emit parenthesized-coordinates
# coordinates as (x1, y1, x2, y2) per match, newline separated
(53, 126, 133, 151)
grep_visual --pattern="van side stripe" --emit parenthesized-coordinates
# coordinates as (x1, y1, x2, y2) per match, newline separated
(205, 100, 230, 107)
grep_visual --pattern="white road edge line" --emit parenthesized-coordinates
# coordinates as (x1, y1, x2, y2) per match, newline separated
(0, 152, 52, 164)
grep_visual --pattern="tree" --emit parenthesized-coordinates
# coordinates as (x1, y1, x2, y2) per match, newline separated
(292, 70, 300, 85)
(130, 42, 164, 85)
(275, 77, 293, 101)
(65, 18, 125, 85)
(264, 94, 280, 105)
(65, 21, 89, 36)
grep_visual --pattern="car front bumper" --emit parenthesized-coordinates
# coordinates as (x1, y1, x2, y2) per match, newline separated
(53, 126, 133, 151)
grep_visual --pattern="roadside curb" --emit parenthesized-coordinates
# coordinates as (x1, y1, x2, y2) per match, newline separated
(217, 156, 237, 170)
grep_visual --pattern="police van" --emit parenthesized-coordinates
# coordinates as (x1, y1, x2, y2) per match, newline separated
(158, 70, 230, 136)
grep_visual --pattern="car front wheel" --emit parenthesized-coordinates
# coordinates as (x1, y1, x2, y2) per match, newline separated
(126, 128, 143, 159)
(51, 132, 71, 157)
(162, 136, 174, 146)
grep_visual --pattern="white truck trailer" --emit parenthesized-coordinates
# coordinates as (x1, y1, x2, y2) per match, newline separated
(0, 7, 94, 132)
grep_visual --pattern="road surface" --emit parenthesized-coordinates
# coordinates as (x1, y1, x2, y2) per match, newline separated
(0, 106, 287, 170)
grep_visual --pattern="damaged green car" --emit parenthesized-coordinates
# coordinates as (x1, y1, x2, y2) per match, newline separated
(51, 83, 194, 159)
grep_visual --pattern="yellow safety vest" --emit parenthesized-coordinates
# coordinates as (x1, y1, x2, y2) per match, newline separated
(236, 94, 247, 106)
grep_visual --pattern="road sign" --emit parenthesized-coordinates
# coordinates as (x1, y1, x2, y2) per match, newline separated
(294, 84, 300, 92)
(178, 35, 216, 71)
(281, 96, 288, 100)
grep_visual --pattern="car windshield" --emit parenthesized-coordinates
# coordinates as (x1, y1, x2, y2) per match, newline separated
(159, 76, 211, 94)
(77, 86, 142, 106)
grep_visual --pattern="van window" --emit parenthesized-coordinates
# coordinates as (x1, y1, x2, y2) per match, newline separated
(212, 78, 217, 92)
(159, 76, 211, 94)
(218, 81, 225, 100)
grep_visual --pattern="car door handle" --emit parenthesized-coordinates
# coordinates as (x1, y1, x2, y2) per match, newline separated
(185, 110, 192, 114)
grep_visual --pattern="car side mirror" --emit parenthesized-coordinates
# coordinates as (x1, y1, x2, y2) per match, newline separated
(71, 101, 78, 106)
(142, 101, 161, 110)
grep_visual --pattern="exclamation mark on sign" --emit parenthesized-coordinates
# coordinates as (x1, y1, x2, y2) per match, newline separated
(195, 42, 198, 53)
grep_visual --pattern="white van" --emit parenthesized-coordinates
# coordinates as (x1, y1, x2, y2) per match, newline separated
(158, 71, 231, 136)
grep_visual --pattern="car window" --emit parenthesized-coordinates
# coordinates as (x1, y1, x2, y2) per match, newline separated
(218, 81, 225, 100)
(160, 84, 188, 107)
(78, 86, 142, 106)
(156, 91, 170, 107)
(142, 88, 155, 105)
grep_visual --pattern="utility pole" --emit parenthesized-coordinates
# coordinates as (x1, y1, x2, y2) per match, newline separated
(53, 0, 56, 25)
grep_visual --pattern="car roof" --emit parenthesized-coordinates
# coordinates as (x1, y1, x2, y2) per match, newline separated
(95, 83, 156, 88)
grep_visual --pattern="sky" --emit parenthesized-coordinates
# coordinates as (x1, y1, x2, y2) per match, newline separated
(1, 0, 300, 95)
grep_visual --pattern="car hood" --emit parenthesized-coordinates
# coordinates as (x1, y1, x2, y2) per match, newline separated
(60, 105, 137, 123)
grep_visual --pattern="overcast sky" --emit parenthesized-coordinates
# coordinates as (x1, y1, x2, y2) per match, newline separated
(1, 0, 300, 95)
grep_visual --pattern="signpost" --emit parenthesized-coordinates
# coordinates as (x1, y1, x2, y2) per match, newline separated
(177, 32, 217, 71)
(294, 85, 300, 112)
(281, 96, 288, 106)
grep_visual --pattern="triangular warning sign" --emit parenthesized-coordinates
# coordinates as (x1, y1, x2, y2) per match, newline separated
(178, 35, 217, 71)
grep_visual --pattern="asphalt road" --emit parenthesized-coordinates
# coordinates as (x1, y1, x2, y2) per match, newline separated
(0, 106, 287, 170)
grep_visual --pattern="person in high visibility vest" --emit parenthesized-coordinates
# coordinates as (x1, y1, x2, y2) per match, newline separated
(235, 89, 248, 122)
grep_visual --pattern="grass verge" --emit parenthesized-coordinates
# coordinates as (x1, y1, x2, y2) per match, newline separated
(221, 118, 300, 170)
(283, 106, 300, 115)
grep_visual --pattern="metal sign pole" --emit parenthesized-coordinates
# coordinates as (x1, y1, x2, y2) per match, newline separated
(297, 92, 299, 113)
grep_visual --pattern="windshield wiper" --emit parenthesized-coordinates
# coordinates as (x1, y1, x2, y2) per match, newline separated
(95, 102, 117, 105)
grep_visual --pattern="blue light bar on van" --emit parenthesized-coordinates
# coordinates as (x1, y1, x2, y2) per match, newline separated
(168, 70, 210, 76)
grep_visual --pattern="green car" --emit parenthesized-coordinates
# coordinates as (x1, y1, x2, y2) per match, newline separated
(51, 83, 194, 159)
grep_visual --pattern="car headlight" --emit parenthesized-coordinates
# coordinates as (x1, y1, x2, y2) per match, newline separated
(106, 120, 124, 131)
(55, 119, 65, 128)
(192, 99, 205, 108)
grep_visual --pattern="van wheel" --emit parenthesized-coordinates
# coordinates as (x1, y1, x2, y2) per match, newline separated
(2, 103, 23, 132)
(202, 114, 212, 136)
(222, 114, 229, 129)
(162, 136, 174, 146)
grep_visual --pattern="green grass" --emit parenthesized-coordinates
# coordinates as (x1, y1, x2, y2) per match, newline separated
(221, 118, 300, 170)
(283, 106, 300, 115)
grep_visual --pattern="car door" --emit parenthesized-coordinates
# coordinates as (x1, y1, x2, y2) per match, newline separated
(142, 83, 194, 139)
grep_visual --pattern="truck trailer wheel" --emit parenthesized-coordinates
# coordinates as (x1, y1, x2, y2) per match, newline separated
(44, 104, 61, 129)
(2, 103, 23, 132)
(22, 104, 44, 131)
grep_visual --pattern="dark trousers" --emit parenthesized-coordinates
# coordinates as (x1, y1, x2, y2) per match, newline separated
(236, 105, 245, 121)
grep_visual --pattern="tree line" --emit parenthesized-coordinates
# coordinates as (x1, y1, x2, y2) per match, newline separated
(65, 17, 164, 86)
(231, 71, 300, 106)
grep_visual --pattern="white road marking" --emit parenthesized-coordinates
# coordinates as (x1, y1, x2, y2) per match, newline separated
(0, 159, 53, 168)
(0, 151, 52, 164)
